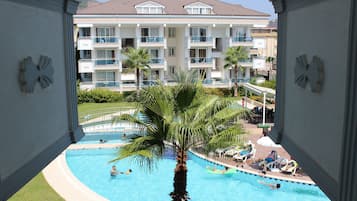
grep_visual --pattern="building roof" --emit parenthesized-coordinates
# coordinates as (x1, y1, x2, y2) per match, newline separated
(77, 0, 270, 17)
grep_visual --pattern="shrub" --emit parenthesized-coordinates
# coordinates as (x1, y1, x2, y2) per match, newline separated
(203, 88, 233, 97)
(77, 88, 123, 104)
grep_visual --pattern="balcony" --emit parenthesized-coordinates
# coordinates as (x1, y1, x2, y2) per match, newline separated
(149, 58, 166, 69)
(238, 58, 253, 67)
(189, 36, 214, 47)
(93, 36, 120, 48)
(77, 37, 93, 50)
(78, 59, 94, 73)
(189, 57, 214, 68)
(138, 36, 165, 47)
(95, 81, 120, 88)
(230, 36, 254, 47)
(94, 59, 120, 70)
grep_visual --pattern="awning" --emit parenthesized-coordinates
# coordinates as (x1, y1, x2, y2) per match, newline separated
(243, 83, 276, 98)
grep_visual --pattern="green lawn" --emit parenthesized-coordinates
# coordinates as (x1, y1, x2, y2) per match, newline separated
(9, 102, 136, 201)
(9, 173, 64, 201)
(78, 102, 136, 123)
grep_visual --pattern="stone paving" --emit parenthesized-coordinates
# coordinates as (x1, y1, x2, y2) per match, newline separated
(206, 120, 314, 184)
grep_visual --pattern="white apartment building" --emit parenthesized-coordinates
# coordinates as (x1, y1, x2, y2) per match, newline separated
(74, 0, 270, 90)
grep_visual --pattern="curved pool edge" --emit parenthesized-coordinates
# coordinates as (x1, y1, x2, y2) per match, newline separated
(189, 149, 316, 186)
(42, 145, 117, 201)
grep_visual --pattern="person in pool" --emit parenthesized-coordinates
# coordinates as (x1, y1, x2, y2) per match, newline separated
(207, 166, 230, 174)
(99, 139, 107, 143)
(110, 165, 118, 176)
(258, 180, 281, 190)
(121, 169, 132, 175)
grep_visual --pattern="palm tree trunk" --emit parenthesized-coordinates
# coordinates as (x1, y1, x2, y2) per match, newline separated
(170, 149, 188, 201)
(136, 68, 140, 98)
(233, 65, 238, 97)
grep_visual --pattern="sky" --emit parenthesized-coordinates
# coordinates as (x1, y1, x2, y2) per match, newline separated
(222, 0, 276, 19)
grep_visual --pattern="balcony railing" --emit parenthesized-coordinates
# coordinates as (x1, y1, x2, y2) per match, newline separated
(140, 36, 164, 43)
(95, 59, 118, 65)
(149, 58, 164, 64)
(95, 81, 120, 87)
(190, 36, 213, 43)
(190, 57, 213, 64)
(239, 58, 253, 63)
(94, 36, 118, 43)
(232, 36, 253, 42)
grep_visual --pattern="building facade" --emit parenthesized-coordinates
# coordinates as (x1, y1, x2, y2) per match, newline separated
(74, 0, 270, 90)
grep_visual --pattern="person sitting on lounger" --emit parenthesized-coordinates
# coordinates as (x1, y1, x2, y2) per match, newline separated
(259, 150, 278, 174)
(265, 150, 277, 163)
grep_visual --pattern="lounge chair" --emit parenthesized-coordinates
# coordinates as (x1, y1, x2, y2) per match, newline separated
(258, 150, 278, 168)
(223, 146, 241, 157)
(281, 160, 298, 175)
(224, 141, 253, 157)
(265, 157, 288, 172)
(233, 144, 256, 162)
(215, 147, 232, 158)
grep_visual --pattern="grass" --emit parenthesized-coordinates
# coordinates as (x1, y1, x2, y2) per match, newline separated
(8, 173, 64, 201)
(78, 102, 136, 123)
(9, 101, 136, 201)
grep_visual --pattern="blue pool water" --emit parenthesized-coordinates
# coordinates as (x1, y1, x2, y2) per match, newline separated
(66, 148, 330, 201)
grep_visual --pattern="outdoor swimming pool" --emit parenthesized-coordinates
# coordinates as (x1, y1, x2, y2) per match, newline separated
(66, 148, 330, 201)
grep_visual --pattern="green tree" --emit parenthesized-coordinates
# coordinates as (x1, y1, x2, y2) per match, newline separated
(111, 80, 249, 201)
(224, 46, 249, 97)
(122, 47, 151, 97)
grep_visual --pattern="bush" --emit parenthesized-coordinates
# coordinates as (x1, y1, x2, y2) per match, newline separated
(77, 88, 123, 104)
(203, 88, 233, 97)
(258, 80, 276, 89)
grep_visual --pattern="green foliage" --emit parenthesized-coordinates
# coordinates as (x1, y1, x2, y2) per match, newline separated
(77, 88, 123, 104)
(223, 46, 249, 70)
(250, 78, 276, 89)
(259, 80, 276, 89)
(203, 88, 232, 97)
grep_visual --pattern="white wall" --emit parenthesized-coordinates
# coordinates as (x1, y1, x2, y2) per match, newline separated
(283, 0, 350, 182)
(0, 1, 69, 179)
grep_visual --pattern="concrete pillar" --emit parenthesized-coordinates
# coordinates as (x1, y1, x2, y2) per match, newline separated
(245, 67, 250, 80)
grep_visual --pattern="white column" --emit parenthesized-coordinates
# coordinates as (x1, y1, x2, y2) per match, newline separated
(245, 67, 250, 80)
(262, 92, 266, 125)
(136, 24, 140, 48)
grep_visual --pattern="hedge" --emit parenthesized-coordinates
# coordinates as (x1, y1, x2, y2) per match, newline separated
(77, 88, 123, 104)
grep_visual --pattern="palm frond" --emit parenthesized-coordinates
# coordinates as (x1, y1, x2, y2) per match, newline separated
(206, 124, 246, 151)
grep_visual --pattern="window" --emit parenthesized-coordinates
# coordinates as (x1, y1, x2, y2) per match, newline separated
(169, 65, 176, 74)
(95, 27, 116, 43)
(141, 27, 160, 42)
(96, 50, 115, 59)
(185, 2, 212, 15)
(96, 71, 115, 82)
(81, 50, 91, 59)
(168, 47, 175, 57)
(135, 2, 165, 14)
(149, 49, 159, 58)
(79, 27, 91, 37)
(96, 27, 115, 37)
(168, 28, 176, 38)
(80, 73, 92, 82)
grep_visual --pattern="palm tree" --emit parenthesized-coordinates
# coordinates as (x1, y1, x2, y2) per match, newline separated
(224, 46, 249, 97)
(111, 80, 249, 201)
(122, 47, 151, 97)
